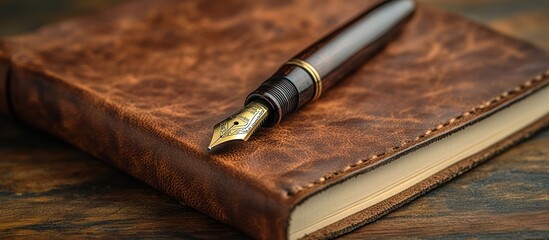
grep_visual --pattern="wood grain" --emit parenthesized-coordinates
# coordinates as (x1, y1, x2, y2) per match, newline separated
(1, 0, 548, 239)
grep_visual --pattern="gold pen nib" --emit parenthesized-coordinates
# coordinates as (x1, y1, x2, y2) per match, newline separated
(208, 101, 270, 150)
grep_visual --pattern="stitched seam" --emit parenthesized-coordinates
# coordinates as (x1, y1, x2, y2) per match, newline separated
(287, 68, 549, 196)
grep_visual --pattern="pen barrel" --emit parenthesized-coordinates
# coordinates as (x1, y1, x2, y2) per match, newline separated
(246, 0, 415, 127)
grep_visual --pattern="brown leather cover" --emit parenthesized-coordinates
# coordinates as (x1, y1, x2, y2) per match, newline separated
(1, 0, 548, 239)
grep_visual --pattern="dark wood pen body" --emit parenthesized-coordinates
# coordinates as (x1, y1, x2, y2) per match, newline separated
(247, 0, 415, 126)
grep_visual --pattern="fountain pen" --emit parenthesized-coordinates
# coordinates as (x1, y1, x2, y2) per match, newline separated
(208, 0, 415, 150)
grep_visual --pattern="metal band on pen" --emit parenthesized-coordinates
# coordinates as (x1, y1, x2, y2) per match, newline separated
(285, 59, 322, 101)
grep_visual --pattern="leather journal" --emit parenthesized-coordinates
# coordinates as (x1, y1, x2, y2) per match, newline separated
(1, 0, 548, 239)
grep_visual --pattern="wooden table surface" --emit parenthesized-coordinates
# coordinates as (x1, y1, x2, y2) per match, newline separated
(1, 0, 548, 239)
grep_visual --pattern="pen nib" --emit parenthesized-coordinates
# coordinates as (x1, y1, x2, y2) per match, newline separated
(208, 101, 270, 150)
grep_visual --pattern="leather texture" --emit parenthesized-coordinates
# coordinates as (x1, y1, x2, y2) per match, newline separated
(1, 0, 548, 239)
